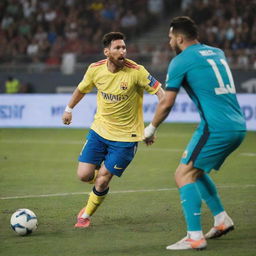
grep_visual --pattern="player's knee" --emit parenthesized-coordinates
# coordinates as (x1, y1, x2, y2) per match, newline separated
(95, 175, 110, 191)
(174, 166, 192, 187)
(77, 169, 93, 182)
(174, 170, 183, 184)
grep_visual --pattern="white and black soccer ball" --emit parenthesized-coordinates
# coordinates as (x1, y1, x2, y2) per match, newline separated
(10, 208, 38, 236)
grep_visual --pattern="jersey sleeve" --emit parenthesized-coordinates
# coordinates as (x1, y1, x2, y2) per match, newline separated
(165, 57, 186, 91)
(137, 65, 161, 94)
(77, 65, 95, 93)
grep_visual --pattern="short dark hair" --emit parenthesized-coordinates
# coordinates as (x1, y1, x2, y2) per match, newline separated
(102, 32, 125, 48)
(170, 16, 198, 40)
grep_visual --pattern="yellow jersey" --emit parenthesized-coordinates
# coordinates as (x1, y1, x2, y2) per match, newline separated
(78, 59, 161, 142)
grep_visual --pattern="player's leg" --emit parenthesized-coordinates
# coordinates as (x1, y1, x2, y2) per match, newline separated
(75, 139, 138, 228)
(195, 131, 245, 239)
(196, 173, 234, 239)
(166, 162, 207, 250)
(75, 164, 113, 228)
(74, 130, 107, 227)
(77, 162, 100, 183)
(77, 130, 106, 184)
(182, 132, 245, 239)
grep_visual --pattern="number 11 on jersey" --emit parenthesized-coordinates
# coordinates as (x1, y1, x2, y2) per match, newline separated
(207, 59, 236, 95)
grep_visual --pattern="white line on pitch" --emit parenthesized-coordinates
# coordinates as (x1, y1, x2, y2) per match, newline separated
(240, 153, 256, 157)
(1, 184, 255, 200)
(1, 139, 255, 156)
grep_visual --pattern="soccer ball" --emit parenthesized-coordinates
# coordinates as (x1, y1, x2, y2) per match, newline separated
(10, 209, 38, 236)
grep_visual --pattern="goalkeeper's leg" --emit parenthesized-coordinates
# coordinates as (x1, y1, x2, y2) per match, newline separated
(196, 174, 234, 239)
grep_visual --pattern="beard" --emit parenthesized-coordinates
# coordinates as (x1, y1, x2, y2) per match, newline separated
(173, 44, 182, 55)
(109, 56, 125, 68)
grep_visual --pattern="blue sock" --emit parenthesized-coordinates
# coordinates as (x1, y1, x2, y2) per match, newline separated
(196, 174, 224, 216)
(179, 183, 202, 231)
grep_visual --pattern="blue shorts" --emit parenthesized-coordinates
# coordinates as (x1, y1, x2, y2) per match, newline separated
(78, 129, 138, 177)
(181, 129, 246, 172)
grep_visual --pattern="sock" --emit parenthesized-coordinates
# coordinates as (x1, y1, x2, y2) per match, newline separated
(179, 183, 202, 232)
(214, 211, 228, 226)
(187, 231, 204, 240)
(82, 186, 109, 218)
(196, 174, 224, 217)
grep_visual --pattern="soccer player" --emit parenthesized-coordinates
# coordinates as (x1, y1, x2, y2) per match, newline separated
(144, 16, 246, 250)
(62, 32, 164, 228)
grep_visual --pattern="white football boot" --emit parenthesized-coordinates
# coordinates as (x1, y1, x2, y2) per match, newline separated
(205, 215, 234, 239)
(166, 236, 207, 250)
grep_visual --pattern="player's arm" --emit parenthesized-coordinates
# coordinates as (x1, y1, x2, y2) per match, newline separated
(144, 87, 166, 146)
(144, 90, 178, 143)
(144, 57, 184, 142)
(62, 65, 95, 125)
(62, 88, 86, 125)
(155, 86, 165, 101)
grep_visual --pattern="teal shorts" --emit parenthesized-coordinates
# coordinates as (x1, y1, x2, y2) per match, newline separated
(181, 129, 246, 172)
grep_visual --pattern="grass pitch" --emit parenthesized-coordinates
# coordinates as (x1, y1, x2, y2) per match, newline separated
(0, 123, 256, 256)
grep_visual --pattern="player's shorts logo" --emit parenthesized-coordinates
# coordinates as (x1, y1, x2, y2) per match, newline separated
(114, 164, 123, 170)
(182, 150, 188, 158)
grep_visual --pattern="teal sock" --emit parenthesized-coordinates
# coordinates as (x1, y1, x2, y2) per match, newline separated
(179, 183, 202, 231)
(196, 174, 224, 216)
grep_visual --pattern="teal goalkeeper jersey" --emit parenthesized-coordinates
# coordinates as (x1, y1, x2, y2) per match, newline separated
(166, 43, 246, 132)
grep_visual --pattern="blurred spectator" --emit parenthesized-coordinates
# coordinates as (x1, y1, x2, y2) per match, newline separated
(148, 0, 164, 20)
(20, 81, 34, 93)
(34, 26, 47, 43)
(151, 45, 170, 71)
(27, 38, 39, 56)
(120, 10, 138, 37)
(5, 76, 21, 93)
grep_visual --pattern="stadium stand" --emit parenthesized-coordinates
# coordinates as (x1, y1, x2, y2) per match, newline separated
(0, 0, 255, 93)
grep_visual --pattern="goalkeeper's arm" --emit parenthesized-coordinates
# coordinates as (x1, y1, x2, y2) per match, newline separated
(144, 90, 178, 138)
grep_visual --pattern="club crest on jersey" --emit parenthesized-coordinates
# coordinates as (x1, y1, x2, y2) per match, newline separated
(120, 82, 128, 90)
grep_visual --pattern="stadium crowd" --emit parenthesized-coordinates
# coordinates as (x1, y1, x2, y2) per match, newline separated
(0, 0, 255, 70)
(182, 0, 256, 70)
(0, 0, 168, 66)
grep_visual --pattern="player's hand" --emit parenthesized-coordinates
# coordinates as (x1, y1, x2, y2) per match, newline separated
(144, 135, 156, 146)
(62, 112, 72, 125)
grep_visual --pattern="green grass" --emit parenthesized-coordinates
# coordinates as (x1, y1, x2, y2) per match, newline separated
(0, 123, 256, 256)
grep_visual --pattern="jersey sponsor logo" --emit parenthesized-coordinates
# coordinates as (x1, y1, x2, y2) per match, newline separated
(199, 50, 216, 56)
(114, 164, 123, 170)
(120, 82, 128, 90)
(101, 92, 128, 102)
